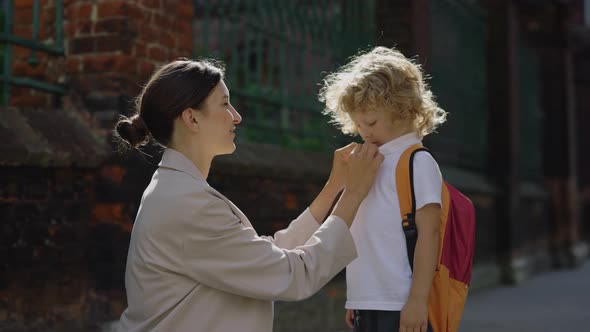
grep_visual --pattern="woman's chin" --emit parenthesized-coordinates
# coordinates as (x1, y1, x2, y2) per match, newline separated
(219, 143, 237, 155)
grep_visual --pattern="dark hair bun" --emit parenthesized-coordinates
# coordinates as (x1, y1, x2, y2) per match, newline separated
(115, 115, 150, 148)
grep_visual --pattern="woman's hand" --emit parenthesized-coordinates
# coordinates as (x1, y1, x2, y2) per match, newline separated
(344, 143, 383, 199)
(328, 143, 357, 191)
(331, 143, 383, 227)
(400, 298, 429, 332)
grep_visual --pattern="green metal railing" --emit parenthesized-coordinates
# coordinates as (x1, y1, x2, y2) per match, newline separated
(0, 0, 65, 106)
(428, 0, 488, 171)
(193, 0, 376, 151)
(518, 40, 542, 180)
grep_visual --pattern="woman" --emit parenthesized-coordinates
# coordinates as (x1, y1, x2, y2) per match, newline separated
(114, 58, 383, 332)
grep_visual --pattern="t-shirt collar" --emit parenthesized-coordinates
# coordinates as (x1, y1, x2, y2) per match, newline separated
(378, 132, 422, 155)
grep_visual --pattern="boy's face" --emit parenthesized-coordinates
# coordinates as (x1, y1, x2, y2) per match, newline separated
(349, 110, 412, 147)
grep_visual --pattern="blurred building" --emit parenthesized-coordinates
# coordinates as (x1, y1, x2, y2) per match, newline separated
(0, 0, 588, 330)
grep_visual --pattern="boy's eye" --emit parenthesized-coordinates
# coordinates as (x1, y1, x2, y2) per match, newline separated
(368, 121, 377, 126)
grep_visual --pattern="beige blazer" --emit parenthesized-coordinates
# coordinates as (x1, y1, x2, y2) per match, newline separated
(117, 148, 357, 332)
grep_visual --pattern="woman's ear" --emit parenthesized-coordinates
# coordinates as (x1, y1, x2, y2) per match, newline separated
(180, 108, 200, 133)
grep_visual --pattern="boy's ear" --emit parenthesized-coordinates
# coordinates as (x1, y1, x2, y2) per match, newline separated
(180, 108, 200, 133)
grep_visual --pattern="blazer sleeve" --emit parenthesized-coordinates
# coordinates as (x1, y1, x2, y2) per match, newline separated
(259, 208, 321, 250)
(181, 195, 357, 302)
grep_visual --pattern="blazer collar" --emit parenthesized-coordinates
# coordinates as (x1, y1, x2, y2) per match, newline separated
(159, 148, 206, 183)
(159, 148, 253, 227)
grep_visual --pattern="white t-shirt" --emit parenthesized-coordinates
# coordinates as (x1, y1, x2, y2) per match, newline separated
(345, 133, 442, 311)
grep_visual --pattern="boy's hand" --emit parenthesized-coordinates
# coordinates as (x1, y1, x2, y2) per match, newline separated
(344, 309, 354, 329)
(400, 299, 428, 332)
(328, 143, 357, 190)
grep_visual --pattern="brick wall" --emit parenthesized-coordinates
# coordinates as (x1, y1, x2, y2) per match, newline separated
(0, 166, 130, 331)
(11, 0, 192, 121)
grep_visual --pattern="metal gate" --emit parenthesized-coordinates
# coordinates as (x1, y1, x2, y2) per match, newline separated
(193, 0, 376, 150)
(428, 0, 488, 171)
(0, 0, 65, 106)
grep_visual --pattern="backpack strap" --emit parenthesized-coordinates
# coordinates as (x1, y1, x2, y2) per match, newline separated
(395, 143, 430, 271)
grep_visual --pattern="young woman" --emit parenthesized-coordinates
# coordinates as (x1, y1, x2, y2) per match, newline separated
(114, 58, 383, 332)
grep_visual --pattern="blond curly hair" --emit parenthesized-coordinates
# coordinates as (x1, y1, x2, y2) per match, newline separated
(319, 46, 447, 138)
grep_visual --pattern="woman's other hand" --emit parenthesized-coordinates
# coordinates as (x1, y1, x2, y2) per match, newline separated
(328, 143, 357, 191)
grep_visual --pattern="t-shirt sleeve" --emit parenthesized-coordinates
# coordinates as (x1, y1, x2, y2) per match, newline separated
(412, 151, 443, 210)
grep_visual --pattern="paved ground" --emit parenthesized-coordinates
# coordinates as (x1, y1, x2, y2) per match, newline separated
(459, 260, 590, 332)
(274, 260, 590, 332)
(3, 262, 588, 332)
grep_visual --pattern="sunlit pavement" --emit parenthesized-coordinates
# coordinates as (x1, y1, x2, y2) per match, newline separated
(460, 260, 590, 332)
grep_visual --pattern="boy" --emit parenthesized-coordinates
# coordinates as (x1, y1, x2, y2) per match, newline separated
(319, 46, 448, 332)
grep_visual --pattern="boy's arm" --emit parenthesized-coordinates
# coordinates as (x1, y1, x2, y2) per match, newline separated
(401, 202, 441, 330)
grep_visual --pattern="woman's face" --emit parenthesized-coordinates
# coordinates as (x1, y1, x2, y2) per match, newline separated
(198, 80, 242, 156)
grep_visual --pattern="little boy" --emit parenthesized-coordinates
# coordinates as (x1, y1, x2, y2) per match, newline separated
(320, 46, 448, 332)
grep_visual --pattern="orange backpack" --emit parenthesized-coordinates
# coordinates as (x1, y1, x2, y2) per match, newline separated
(396, 144, 476, 332)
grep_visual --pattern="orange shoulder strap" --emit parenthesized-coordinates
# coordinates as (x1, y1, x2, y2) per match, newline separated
(395, 143, 425, 223)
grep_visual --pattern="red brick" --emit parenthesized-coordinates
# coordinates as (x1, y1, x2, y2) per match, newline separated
(134, 42, 147, 58)
(15, 0, 34, 8)
(127, 5, 146, 22)
(140, 0, 161, 10)
(12, 61, 47, 78)
(76, 20, 93, 36)
(173, 20, 192, 34)
(12, 93, 49, 108)
(14, 8, 33, 25)
(94, 18, 136, 36)
(175, 35, 192, 54)
(100, 165, 127, 184)
(174, 2, 193, 20)
(138, 60, 155, 79)
(69, 36, 95, 54)
(66, 58, 80, 74)
(176, 31, 192, 46)
(12, 46, 31, 59)
(92, 203, 124, 222)
(147, 45, 167, 62)
(64, 22, 75, 38)
(77, 3, 93, 18)
(95, 35, 133, 53)
(139, 25, 160, 41)
(284, 193, 297, 210)
(98, 0, 130, 18)
(159, 31, 175, 49)
(82, 54, 136, 73)
(13, 26, 32, 38)
(40, 8, 56, 25)
(152, 13, 172, 29)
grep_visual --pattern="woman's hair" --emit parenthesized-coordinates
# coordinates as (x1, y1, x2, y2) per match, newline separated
(319, 46, 447, 138)
(114, 58, 225, 148)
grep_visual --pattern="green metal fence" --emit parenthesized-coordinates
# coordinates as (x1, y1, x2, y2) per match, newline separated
(0, 0, 65, 107)
(428, 0, 488, 171)
(518, 40, 542, 180)
(192, 0, 376, 151)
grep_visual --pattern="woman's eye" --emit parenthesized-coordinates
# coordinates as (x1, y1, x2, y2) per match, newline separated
(368, 121, 376, 126)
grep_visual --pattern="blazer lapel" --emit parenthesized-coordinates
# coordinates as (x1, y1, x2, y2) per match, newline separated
(159, 148, 253, 227)
(206, 187, 253, 228)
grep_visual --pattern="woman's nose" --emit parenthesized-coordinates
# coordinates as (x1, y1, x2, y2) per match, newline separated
(230, 106, 242, 124)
